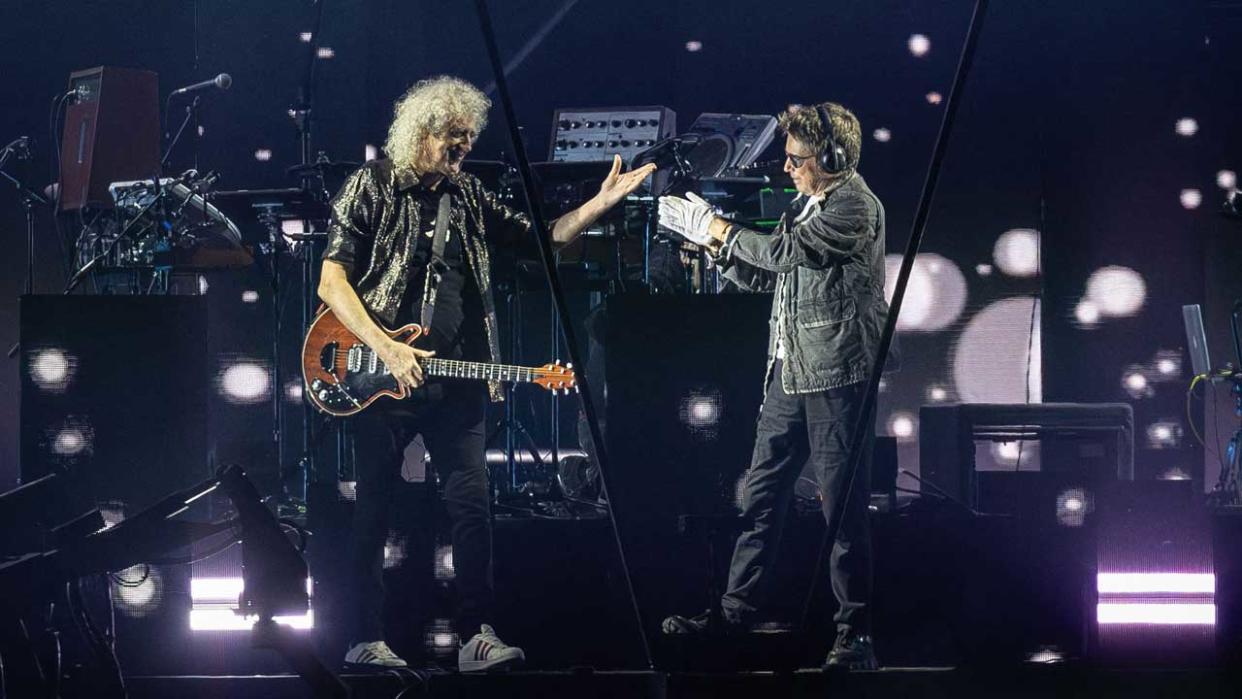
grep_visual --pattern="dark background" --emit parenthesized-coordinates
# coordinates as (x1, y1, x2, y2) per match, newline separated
(0, 0, 1238, 499)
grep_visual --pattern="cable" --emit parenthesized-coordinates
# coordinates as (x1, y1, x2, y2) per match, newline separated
(109, 563, 151, 587)
(146, 532, 240, 567)
(278, 518, 309, 554)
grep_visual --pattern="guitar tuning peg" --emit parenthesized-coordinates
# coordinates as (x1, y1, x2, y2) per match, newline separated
(554, 359, 561, 366)
(566, 362, 573, 370)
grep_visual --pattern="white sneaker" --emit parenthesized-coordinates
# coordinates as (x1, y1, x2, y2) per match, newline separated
(458, 624, 525, 672)
(344, 640, 408, 668)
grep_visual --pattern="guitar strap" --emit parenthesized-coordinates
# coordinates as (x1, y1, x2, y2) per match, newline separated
(420, 192, 453, 331)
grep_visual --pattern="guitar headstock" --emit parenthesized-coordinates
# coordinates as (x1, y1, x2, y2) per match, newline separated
(534, 361, 577, 394)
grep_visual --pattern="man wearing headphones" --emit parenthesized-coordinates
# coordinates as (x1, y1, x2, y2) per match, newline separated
(658, 102, 885, 670)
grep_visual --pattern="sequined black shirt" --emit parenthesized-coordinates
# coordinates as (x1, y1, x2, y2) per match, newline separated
(323, 159, 532, 400)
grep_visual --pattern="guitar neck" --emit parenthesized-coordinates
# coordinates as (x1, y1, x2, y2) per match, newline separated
(422, 357, 541, 384)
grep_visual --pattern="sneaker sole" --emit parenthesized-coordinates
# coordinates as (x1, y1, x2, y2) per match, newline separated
(459, 650, 525, 673)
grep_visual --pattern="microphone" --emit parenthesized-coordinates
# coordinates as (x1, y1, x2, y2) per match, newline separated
(169, 73, 232, 98)
(631, 133, 702, 170)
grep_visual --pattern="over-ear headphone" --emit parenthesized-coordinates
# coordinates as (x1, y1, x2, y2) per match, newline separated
(814, 103, 849, 174)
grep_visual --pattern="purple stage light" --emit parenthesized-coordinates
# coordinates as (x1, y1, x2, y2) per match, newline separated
(1097, 572, 1214, 594)
(1096, 602, 1215, 625)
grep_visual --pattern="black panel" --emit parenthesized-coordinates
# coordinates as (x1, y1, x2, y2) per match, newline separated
(20, 295, 209, 512)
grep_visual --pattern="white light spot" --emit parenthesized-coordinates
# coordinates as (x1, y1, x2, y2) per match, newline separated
(285, 380, 303, 402)
(976, 264, 993, 276)
(953, 297, 1042, 403)
(365, 144, 379, 162)
(992, 440, 1022, 465)
(316, 47, 335, 59)
(927, 385, 949, 402)
(217, 361, 271, 403)
(1153, 350, 1182, 378)
(926, 92, 943, 105)
(680, 390, 723, 436)
(1175, 118, 1198, 137)
(685, 40, 703, 52)
(435, 545, 455, 581)
(1122, 369, 1151, 399)
(908, 34, 931, 57)
(114, 566, 163, 618)
(1086, 266, 1146, 317)
(1217, 170, 1237, 190)
(198, 276, 209, 294)
(1146, 420, 1182, 448)
(242, 290, 260, 303)
(1160, 467, 1191, 481)
(1075, 300, 1101, 327)
(888, 411, 916, 442)
(884, 253, 968, 332)
(991, 228, 1041, 278)
(1181, 188, 1202, 209)
(254, 149, 273, 162)
(30, 348, 75, 392)
(299, 32, 313, 43)
(53, 427, 88, 455)
(873, 128, 892, 143)
(433, 633, 455, 647)
(1056, 487, 1091, 527)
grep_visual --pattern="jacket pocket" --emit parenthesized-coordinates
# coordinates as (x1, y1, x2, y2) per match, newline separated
(797, 297, 856, 329)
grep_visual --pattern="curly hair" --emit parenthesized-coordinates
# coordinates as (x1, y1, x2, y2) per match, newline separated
(384, 75, 491, 174)
(778, 102, 862, 172)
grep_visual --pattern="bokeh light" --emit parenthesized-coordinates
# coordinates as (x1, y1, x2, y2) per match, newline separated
(216, 360, 272, 404)
(953, 297, 1042, 403)
(1085, 266, 1146, 318)
(884, 253, 968, 332)
(29, 347, 76, 393)
(1180, 188, 1202, 210)
(1174, 118, 1198, 137)
(908, 34, 931, 57)
(993, 228, 1041, 278)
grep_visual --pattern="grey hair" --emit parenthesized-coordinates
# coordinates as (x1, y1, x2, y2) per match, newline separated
(384, 75, 490, 174)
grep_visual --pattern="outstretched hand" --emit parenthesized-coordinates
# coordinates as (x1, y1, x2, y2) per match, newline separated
(597, 154, 657, 209)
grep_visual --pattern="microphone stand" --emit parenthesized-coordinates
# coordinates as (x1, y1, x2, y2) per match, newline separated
(1, 141, 48, 359)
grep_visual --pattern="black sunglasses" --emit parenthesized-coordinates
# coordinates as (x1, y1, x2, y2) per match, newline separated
(785, 151, 815, 168)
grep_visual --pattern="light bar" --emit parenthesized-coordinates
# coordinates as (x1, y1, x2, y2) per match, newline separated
(1096, 603, 1215, 626)
(1097, 573, 1215, 595)
(189, 609, 314, 631)
(189, 577, 314, 632)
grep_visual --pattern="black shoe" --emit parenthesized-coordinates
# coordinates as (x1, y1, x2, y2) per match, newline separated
(823, 631, 878, 671)
(661, 609, 742, 635)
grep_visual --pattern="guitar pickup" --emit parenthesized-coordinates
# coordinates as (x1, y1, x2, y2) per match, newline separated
(319, 342, 338, 373)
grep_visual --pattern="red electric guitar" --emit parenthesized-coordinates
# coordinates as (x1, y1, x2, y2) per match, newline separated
(301, 307, 576, 417)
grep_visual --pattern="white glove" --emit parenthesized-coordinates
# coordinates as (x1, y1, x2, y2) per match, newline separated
(658, 192, 715, 246)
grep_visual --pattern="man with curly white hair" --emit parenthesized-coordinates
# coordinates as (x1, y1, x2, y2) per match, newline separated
(320, 75, 655, 672)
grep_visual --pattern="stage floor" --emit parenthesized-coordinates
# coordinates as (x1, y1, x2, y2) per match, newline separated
(126, 666, 1242, 699)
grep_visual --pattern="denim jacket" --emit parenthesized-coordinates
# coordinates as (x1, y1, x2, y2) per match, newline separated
(719, 173, 887, 394)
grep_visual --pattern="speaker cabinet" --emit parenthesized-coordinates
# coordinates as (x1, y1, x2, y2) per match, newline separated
(59, 66, 159, 210)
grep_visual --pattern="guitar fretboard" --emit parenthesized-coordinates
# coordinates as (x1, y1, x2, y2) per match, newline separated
(424, 357, 543, 383)
(347, 346, 556, 384)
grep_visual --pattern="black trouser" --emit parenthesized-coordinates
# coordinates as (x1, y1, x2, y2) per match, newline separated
(721, 361, 874, 635)
(347, 380, 493, 643)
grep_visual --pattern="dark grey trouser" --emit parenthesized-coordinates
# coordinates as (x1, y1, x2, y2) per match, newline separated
(721, 361, 875, 634)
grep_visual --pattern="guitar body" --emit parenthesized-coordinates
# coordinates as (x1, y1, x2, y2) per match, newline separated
(301, 307, 423, 417)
